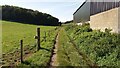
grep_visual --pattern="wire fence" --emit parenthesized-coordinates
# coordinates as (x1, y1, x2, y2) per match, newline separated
(2, 27, 59, 66)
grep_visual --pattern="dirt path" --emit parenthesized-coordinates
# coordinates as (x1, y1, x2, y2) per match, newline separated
(49, 32, 59, 67)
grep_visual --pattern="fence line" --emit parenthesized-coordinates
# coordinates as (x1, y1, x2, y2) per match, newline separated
(2, 27, 58, 66)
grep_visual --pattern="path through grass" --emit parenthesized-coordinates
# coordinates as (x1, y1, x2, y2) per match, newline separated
(56, 28, 88, 66)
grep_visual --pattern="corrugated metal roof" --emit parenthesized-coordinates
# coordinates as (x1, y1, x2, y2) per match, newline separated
(73, 0, 87, 15)
(73, 0, 120, 15)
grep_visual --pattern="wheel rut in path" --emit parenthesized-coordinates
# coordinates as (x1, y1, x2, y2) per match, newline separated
(49, 32, 59, 67)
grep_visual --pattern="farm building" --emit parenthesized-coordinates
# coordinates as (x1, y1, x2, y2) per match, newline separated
(73, 0, 120, 33)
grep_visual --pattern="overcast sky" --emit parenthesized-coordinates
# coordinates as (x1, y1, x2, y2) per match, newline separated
(0, 0, 85, 22)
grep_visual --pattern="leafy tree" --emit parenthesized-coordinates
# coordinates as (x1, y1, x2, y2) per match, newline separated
(2, 5, 60, 26)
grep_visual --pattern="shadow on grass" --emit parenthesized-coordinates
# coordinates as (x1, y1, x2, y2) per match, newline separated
(22, 61, 48, 68)
(40, 47, 50, 52)
(22, 61, 31, 65)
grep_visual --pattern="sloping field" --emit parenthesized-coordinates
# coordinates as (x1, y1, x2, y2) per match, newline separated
(2, 21, 59, 66)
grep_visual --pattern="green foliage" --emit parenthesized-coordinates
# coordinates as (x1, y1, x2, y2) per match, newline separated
(2, 5, 60, 26)
(105, 28, 112, 33)
(64, 24, 120, 67)
(57, 28, 87, 66)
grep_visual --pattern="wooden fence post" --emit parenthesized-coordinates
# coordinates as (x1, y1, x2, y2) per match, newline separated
(37, 28, 40, 51)
(20, 40, 23, 63)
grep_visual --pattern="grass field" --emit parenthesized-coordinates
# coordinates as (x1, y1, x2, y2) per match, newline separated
(2, 21, 56, 53)
(2, 20, 59, 66)
(1, 20, 120, 67)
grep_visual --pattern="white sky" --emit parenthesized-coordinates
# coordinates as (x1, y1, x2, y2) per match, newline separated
(0, 0, 85, 22)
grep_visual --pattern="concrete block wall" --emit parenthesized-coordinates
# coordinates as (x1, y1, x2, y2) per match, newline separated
(90, 7, 120, 33)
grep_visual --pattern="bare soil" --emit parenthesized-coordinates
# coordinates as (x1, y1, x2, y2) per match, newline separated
(49, 33, 59, 67)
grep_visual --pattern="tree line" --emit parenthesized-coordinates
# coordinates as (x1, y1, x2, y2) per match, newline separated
(2, 5, 61, 26)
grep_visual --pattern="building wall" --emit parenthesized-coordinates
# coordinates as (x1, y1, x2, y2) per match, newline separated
(90, 7, 119, 33)
(118, 7, 120, 33)
(73, 2, 90, 23)
(73, 0, 120, 33)
(73, 1, 120, 24)
(90, 1, 120, 15)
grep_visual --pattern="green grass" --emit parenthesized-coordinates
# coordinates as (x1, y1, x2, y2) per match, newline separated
(2, 20, 120, 67)
(21, 33, 56, 66)
(2, 20, 56, 53)
(22, 28, 59, 66)
(57, 28, 87, 66)
(2, 20, 59, 66)
(64, 23, 120, 67)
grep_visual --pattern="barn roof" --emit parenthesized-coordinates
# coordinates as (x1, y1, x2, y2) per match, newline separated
(73, 0, 87, 15)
